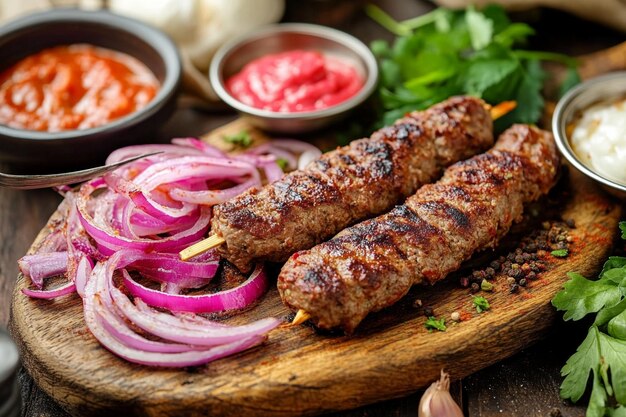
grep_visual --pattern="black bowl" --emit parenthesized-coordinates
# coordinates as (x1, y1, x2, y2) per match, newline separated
(0, 9, 182, 171)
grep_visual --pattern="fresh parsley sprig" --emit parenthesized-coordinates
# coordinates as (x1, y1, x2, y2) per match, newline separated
(366, 4, 579, 129)
(425, 316, 447, 332)
(552, 221, 626, 417)
(222, 130, 253, 148)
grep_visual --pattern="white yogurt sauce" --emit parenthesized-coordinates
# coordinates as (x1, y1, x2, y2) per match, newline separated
(570, 97, 626, 185)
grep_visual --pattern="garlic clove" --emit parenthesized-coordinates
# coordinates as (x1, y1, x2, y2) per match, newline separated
(418, 370, 464, 417)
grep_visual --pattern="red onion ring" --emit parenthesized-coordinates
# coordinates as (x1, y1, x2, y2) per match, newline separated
(123, 263, 270, 314)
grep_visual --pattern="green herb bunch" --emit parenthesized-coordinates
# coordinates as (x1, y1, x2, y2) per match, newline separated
(552, 222, 626, 417)
(367, 5, 579, 128)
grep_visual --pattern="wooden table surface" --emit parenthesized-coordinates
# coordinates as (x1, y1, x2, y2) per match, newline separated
(1, 1, 624, 416)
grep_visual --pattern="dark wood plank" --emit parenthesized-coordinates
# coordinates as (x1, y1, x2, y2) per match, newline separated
(465, 324, 590, 417)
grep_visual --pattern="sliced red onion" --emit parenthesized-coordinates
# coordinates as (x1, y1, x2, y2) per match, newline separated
(18, 252, 68, 289)
(129, 252, 219, 278)
(74, 255, 93, 298)
(76, 188, 211, 254)
(22, 281, 76, 299)
(168, 176, 259, 205)
(123, 264, 270, 313)
(298, 149, 322, 170)
(106, 144, 205, 165)
(112, 274, 278, 346)
(83, 268, 267, 367)
(22, 137, 323, 367)
(171, 138, 228, 158)
(262, 161, 284, 183)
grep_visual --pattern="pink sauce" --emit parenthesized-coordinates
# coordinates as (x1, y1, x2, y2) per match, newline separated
(226, 50, 364, 113)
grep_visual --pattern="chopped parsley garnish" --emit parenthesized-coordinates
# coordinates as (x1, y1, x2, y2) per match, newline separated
(551, 249, 569, 258)
(473, 296, 490, 313)
(552, 222, 626, 415)
(425, 316, 447, 332)
(222, 130, 252, 148)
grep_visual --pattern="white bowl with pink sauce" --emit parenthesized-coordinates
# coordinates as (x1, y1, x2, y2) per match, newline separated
(209, 23, 378, 134)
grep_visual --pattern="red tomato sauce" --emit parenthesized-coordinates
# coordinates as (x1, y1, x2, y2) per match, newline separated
(226, 50, 364, 113)
(0, 44, 159, 132)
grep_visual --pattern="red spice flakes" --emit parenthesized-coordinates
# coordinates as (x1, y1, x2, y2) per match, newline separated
(459, 311, 472, 322)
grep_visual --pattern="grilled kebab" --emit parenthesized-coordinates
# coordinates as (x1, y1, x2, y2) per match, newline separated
(211, 96, 494, 272)
(278, 124, 560, 333)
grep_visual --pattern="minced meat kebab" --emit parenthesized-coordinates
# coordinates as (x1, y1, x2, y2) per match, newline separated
(211, 96, 494, 271)
(278, 124, 560, 332)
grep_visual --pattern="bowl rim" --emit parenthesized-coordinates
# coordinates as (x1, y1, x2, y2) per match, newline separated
(0, 8, 182, 141)
(552, 71, 626, 193)
(209, 22, 379, 120)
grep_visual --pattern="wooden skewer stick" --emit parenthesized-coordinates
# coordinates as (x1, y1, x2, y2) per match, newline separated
(179, 234, 225, 261)
(488, 100, 517, 120)
(178, 101, 518, 261)
(291, 309, 311, 326)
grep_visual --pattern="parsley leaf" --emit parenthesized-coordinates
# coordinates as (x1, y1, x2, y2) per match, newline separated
(368, 5, 577, 130)
(608, 308, 626, 340)
(465, 7, 493, 50)
(473, 296, 490, 313)
(425, 316, 447, 331)
(222, 130, 252, 148)
(551, 249, 569, 258)
(552, 272, 622, 321)
(561, 326, 626, 409)
(621, 222, 626, 239)
(612, 406, 626, 417)
(554, 222, 626, 415)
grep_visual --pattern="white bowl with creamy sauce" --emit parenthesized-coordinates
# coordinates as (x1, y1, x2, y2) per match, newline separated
(553, 72, 626, 199)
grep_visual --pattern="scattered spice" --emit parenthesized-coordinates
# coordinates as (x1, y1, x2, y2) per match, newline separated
(459, 220, 573, 297)
(425, 316, 447, 332)
(450, 311, 461, 322)
(473, 296, 490, 313)
(459, 311, 472, 321)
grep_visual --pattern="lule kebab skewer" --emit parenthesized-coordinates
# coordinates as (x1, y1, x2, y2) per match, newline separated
(284, 124, 559, 331)
(180, 98, 515, 267)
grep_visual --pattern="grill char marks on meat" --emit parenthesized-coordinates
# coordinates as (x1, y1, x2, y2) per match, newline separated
(211, 96, 493, 272)
(278, 124, 560, 333)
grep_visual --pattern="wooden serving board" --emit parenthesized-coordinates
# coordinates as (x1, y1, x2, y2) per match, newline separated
(9, 41, 626, 417)
(9, 118, 622, 416)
